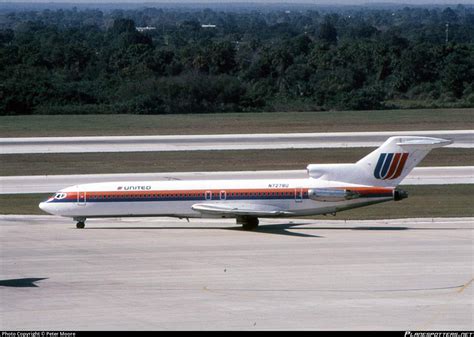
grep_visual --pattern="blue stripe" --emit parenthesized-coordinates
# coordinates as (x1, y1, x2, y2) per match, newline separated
(46, 191, 391, 204)
(51, 193, 308, 202)
(374, 153, 387, 179)
(359, 193, 393, 198)
(49, 195, 304, 203)
(380, 153, 394, 179)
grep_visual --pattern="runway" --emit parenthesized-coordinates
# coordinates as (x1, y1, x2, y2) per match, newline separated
(1, 130, 472, 154)
(1, 166, 472, 194)
(0, 215, 472, 330)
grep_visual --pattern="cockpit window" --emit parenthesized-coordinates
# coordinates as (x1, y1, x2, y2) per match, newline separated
(54, 193, 67, 200)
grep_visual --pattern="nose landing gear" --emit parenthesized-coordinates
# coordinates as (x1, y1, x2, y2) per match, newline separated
(73, 217, 86, 229)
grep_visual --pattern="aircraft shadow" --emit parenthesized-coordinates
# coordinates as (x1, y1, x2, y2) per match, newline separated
(0, 277, 47, 288)
(86, 222, 321, 237)
(84, 222, 468, 237)
(226, 223, 323, 238)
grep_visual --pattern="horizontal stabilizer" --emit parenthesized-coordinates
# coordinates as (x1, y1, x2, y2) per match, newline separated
(396, 137, 453, 148)
(192, 203, 294, 217)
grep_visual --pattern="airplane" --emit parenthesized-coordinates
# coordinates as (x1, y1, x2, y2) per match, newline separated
(39, 136, 452, 229)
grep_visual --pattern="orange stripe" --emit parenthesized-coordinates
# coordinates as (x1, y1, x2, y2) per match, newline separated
(67, 187, 394, 198)
(66, 188, 306, 199)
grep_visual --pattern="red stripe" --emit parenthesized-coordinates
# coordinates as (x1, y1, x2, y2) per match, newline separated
(62, 186, 395, 199)
(63, 188, 306, 199)
(391, 153, 409, 179)
(385, 153, 401, 180)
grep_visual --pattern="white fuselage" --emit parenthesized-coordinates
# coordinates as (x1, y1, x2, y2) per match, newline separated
(39, 178, 395, 219)
(39, 135, 451, 224)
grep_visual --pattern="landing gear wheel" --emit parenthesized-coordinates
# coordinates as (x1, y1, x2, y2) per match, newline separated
(74, 217, 86, 229)
(237, 216, 259, 231)
(242, 222, 259, 231)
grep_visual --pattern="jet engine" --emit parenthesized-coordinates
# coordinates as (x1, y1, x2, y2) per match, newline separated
(308, 188, 360, 202)
(393, 188, 408, 201)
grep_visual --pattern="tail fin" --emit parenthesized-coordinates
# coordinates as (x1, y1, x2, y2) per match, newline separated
(307, 136, 452, 187)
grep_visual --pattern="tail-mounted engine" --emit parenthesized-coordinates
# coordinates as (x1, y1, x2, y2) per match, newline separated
(393, 188, 408, 201)
(308, 188, 360, 202)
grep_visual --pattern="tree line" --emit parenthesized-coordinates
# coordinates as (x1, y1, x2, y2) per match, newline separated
(0, 5, 473, 115)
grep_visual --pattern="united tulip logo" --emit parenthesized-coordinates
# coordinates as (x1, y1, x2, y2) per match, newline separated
(374, 153, 409, 180)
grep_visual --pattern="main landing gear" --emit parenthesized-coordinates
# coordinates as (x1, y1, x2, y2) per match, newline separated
(236, 216, 259, 231)
(74, 217, 86, 229)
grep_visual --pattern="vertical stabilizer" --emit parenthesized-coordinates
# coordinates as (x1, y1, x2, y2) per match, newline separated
(307, 136, 452, 187)
(356, 136, 452, 186)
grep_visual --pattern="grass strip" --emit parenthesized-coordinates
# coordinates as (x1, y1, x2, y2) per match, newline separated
(1, 148, 472, 176)
(1, 108, 473, 137)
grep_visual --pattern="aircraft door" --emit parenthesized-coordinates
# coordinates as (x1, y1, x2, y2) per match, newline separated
(77, 189, 86, 206)
(220, 191, 226, 201)
(205, 191, 212, 201)
(295, 188, 303, 203)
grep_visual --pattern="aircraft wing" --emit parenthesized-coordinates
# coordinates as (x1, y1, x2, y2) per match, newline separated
(191, 203, 294, 217)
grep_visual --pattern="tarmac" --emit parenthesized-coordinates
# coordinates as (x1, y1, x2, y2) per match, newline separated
(0, 215, 472, 330)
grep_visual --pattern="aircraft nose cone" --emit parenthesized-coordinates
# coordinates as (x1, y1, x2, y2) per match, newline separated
(39, 201, 52, 214)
